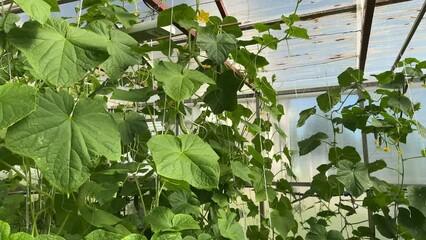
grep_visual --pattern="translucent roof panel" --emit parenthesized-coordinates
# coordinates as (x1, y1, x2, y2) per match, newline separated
(224, 0, 355, 25)
(397, 3, 426, 64)
(237, 10, 358, 91)
(365, 0, 424, 75)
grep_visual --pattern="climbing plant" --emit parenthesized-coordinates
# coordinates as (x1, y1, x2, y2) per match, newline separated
(0, 0, 425, 239)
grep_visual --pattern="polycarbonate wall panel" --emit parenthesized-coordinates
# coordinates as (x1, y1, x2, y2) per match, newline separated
(365, 0, 424, 75)
(280, 93, 363, 182)
(368, 85, 426, 185)
(270, 84, 426, 185)
(224, 0, 355, 25)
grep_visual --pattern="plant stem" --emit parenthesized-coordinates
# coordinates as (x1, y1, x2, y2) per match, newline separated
(1, 1, 14, 30)
(0, 160, 53, 199)
(132, 174, 147, 217)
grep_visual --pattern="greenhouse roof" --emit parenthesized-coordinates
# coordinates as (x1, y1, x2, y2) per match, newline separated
(6, 0, 426, 93)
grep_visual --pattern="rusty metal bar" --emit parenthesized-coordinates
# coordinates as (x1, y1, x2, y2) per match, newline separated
(215, 0, 228, 18)
(358, 0, 376, 71)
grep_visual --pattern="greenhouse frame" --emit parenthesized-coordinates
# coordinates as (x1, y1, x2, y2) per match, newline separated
(0, 0, 425, 239)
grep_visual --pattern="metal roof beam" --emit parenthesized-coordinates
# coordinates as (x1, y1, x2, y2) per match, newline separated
(215, 0, 228, 18)
(358, 0, 376, 71)
(391, 0, 426, 70)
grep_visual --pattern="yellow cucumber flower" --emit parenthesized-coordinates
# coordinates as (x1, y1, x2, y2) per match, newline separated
(197, 9, 210, 23)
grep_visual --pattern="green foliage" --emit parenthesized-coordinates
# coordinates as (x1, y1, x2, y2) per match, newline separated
(147, 134, 220, 189)
(0, 220, 10, 240)
(217, 210, 246, 240)
(297, 106, 316, 127)
(271, 196, 296, 238)
(196, 33, 237, 64)
(204, 70, 243, 114)
(0, 83, 36, 129)
(316, 89, 341, 113)
(298, 132, 328, 156)
(110, 88, 156, 102)
(10, 232, 34, 240)
(13, 0, 57, 24)
(0, 1, 424, 240)
(7, 18, 109, 87)
(151, 61, 215, 102)
(168, 191, 200, 216)
(337, 67, 364, 87)
(157, 4, 196, 29)
(85, 20, 139, 80)
(5, 89, 121, 192)
(336, 160, 371, 198)
(146, 207, 199, 233)
(85, 229, 122, 240)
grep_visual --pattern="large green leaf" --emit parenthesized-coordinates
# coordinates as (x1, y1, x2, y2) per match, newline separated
(35, 235, 66, 240)
(0, 83, 37, 129)
(218, 210, 246, 240)
(316, 89, 341, 113)
(152, 232, 182, 240)
(14, 0, 55, 24)
(10, 232, 34, 240)
(113, 111, 149, 145)
(298, 132, 328, 156)
(85, 229, 121, 240)
(157, 4, 196, 28)
(110, 88, 156, 102)
(306, 224, 326, 240)
(147, 134, 220, 189)
(407, 187, 426, 216)
(151, 61, 215, 102)
(398, 206, 426, 239)
(86, 20, 139, 80)
(1, 13, 20, 33)
(372, 214, 397, 238)
(297, 106, 316, 127)
(146, 207, 199, 233)
(231, 48, 269, 77)
(0, 220, 10, 240)
(271, 209, 295, 238)
(7, 18, 109, 87)
(270, 196, 296, 238)
(338, 67, 364, 87)
(80, 204, 122, 227)
(168, 191, 200, 216)
(204, 70, 243, 114)
(196, 33, 237, 64)
(387, 95, 413, 117)
(5, 89, 121, 192)
(122, 234, 148, 240)
(336, 160, 371, 198)
(230, 161, 251, 182)
(285, 26, 309, 39)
